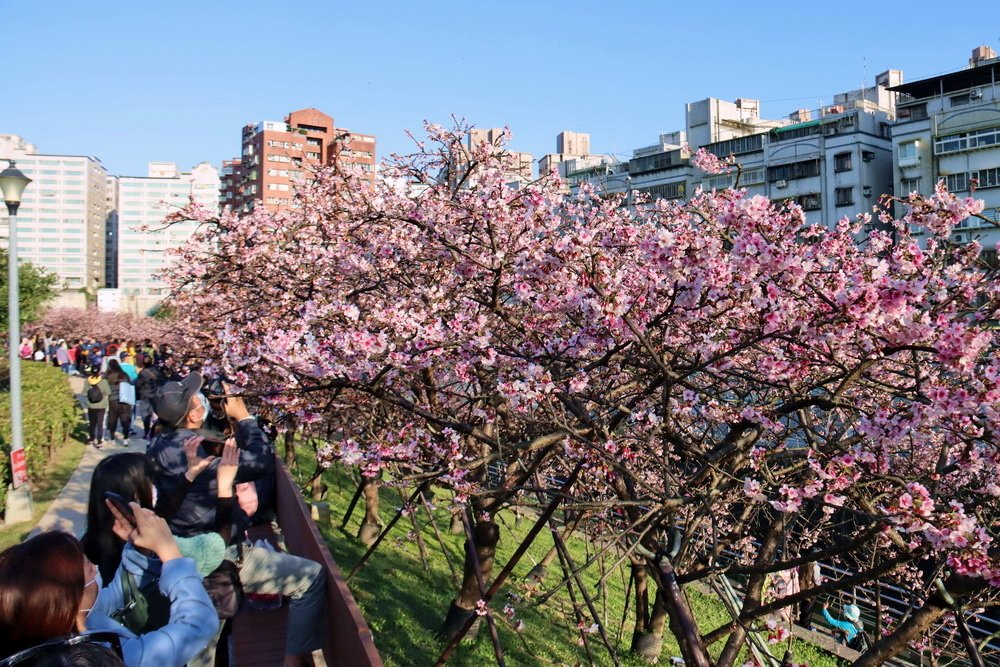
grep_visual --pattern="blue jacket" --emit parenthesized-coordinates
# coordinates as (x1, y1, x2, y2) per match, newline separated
(822, 608, 861, 641)
(88, 545, 217, 667)
(147, 418, 275, 537)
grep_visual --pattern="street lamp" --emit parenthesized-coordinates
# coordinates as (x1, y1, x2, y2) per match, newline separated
(0, 160, 33, 522)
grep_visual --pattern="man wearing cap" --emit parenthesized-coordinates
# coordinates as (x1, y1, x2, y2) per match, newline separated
(147, 372, 326, 667)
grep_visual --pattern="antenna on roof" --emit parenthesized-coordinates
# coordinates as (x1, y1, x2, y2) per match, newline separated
(861, 56, 867, 102)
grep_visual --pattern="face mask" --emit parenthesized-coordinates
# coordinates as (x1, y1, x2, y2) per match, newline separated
(80, 570, 103, 616)
(195, 392, 211, 424)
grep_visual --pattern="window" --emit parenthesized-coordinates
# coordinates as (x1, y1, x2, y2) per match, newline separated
(898, 104, 928, 121)
(971, 167, 1000, 189)
(834, 152, 852, 172)
(935, 126, 1000, 155)
(628, 149, 684, 175)
(793, 194, 821, 210)
(899, 141, 918, 159)
(705, 134, 765, 157)
(306, 152, 320, 159)
(767, 159, 821, 182)
(707, 174, 734, 190)
(636, 182, 686, 200)
(944, 173, 968, 192)
(741, 167, 765, 185)
(835, 187, 854, 206)
(950, 93, 971, 107)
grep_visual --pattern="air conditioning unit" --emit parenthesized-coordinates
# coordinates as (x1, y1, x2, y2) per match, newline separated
(824, 125, 837, 136)
(952, 232, 970, 244)
(775, 179, 788, 189)
(970, 89, 983, 100)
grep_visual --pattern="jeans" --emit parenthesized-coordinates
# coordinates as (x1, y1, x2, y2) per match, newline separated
(226, 541, 326, 655)
(107, 401, 132, 439)
(87, 408, 106, 443)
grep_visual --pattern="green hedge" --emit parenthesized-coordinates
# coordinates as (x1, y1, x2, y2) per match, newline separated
(0, 363, 79, 512)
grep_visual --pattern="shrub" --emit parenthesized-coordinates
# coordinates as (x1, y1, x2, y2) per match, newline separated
(0, 362, 79, 512)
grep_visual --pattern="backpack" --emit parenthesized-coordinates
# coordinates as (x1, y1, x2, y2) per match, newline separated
(87, 384, 104, 403)
(112, 572, 172, 635)
(847, 625, 871, 652)
(113, 562, 244, 629)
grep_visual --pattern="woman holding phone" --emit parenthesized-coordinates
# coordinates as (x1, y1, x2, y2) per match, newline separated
(0, 519, 215, 666)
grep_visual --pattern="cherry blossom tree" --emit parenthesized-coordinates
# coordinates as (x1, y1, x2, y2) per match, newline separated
(162, 126, 1000, 666)
(26, 306, 176, 346)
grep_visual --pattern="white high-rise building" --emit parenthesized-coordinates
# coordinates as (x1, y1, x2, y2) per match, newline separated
(0, 134, 109, 294)
(116, 161, 220, 314)
(890, 46, 1000, 261)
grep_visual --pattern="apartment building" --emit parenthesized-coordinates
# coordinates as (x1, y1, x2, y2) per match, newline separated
(573, 71, 900, 229)
(327, 131, 377, 185)
(469, 127, 534, 181)
(539, 130, 596, 179)
(105, 175, 119, 287)
(116, 161, 219, 314)
(0, 134, 108, 294)
(890, 46, 1000, 260)
(224, 108, 377, 213)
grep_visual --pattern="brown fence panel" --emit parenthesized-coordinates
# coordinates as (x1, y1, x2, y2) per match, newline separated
(274, 458, 383, 666)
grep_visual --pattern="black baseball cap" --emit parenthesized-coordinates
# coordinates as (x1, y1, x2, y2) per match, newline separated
(151, 372, 204, 428)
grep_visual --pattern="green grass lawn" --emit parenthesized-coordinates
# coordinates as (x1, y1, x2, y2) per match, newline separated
(0, 430, 86, 551)
(312, 464, 841, 666)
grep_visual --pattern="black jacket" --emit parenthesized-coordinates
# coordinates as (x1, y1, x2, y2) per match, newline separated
(135, 367, 162, 401)
(147, 418, 275, 537)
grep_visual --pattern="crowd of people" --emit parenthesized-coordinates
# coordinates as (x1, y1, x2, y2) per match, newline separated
(0, 367, 327, 667)
(18, 335, 169, 380)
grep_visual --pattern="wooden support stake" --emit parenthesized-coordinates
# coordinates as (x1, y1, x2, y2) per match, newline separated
(347, 479, 431, 580)
(433, 462, 584, 666)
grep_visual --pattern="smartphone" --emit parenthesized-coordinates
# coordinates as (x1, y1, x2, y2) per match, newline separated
(104, 491, 137, 528)
(192, 428, 228, 457)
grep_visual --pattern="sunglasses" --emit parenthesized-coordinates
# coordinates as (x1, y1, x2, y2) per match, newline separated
(0, 631, 124, 666)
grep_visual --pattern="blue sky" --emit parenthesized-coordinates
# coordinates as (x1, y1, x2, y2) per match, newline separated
(3, 0, 997, 176)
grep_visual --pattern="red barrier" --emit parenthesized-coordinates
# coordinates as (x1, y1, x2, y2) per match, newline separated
(273, 458, 383, 666)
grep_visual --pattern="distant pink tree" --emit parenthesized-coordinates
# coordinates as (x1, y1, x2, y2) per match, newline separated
(162, 124, 1000, 665)
(26, 307, 176, 346)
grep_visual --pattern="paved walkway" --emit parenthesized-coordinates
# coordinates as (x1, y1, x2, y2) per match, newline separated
(29, 376, 147, 538)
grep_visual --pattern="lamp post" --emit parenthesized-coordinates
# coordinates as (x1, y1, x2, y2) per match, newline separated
(0, 160, 33, 523)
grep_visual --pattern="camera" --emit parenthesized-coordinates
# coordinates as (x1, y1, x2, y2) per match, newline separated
(192, 428, 228, 457)
(203, 376, 229, 399)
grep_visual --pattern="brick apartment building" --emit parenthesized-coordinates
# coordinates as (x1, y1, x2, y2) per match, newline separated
(222, 107, 376, 214)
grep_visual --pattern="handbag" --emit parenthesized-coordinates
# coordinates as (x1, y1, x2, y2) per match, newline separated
(118, 382, 136, 405)
(204, 559, 244, 619)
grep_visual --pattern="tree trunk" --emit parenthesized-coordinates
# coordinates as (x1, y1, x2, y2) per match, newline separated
(449, 510, 464, 534)
(526, 545, 559, 583)
(655, 557, 712, 667)
(439, 519, 500, 642)
(854, 601, 947, 667)
(357, 475, 382, 546)
(526, 515, 582, 583)
(630, 559, 665, 663)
